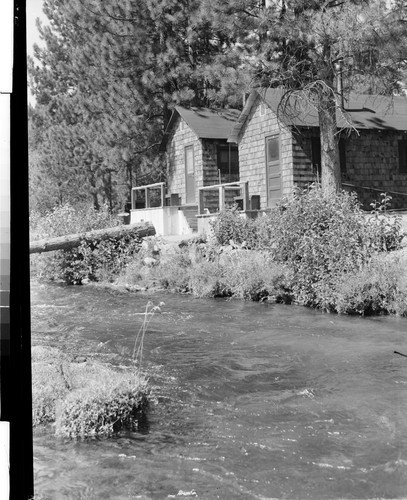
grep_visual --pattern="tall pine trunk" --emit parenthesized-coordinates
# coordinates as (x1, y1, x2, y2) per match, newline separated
(318, 88, 342, 193)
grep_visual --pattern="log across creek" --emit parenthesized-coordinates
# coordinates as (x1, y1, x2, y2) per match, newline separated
(29, 221, 156, 254)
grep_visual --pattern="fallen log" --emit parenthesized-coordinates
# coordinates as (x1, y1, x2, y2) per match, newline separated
(30, 221, 155, 254)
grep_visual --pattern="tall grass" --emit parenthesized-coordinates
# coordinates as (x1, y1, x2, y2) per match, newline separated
(132, 301, 164, 374)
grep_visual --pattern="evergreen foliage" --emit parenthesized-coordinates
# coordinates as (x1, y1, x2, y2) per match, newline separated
(205, 0, 407, 191)
(28, 0, 249, 212)
(28, 1, 407, 207)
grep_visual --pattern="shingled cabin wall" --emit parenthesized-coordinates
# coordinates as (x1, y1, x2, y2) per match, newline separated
(285, 128, 407, 209)
(237, 95, 293, 209)
(342, 130, 407, 210)
(166, 116, 203, 205)
(291, 129, 321, 190)
(233, 88, 407, 212)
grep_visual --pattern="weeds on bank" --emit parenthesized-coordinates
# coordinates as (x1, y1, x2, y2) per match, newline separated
(206, 187, 406, 315)
(121, 187, 406, 316)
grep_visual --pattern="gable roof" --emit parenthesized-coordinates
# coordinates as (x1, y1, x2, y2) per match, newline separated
(160, 106, 240, 151)
(228, 88, 407, 142)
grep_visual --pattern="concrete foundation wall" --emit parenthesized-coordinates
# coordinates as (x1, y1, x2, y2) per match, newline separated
(130, 207, 193, 236)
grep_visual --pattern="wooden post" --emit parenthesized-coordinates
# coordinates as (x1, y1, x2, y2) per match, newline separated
(145, 187, 150, 208)
(243, 182, 249, 212)
(160, 183, 165, 207)
(219, 185, 225, 211)
(198, 188, 205, 215)
(131, 188, 136, 210)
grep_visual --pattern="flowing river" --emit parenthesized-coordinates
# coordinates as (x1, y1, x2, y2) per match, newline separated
(31, 280, 407, 500)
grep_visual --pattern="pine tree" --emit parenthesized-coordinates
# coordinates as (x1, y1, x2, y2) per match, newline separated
(28, 0, 246, 210)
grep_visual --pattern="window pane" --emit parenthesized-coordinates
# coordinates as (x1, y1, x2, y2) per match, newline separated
(219, 150, 228, 163)
(267, 138, 279, 162)
(399, 140, 407, 173)
(185, 146, 194, 174)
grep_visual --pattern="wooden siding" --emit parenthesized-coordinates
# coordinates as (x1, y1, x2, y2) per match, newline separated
(236, 95, 294, 209)
(166, 116, 203, 205)
(343, 130, 407, 209)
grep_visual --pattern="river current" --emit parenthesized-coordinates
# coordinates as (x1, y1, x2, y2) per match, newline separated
(31, 281, 407, 499)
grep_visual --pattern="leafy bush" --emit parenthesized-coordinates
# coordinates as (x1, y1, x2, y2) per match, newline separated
(210, 187, 404, 307)
(209, 204, 248, 246)
(62, 234, 142, 284)
(30, 203, 141, 284)
(265, 188, 403, 306)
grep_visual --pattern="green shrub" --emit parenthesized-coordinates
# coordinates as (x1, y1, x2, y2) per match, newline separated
(257, 187, 401, 305)
(30, 203, 141, 284)
(61, 235, 142, 284)
(330, 254, 407, 316)
(210, 204, 248, 246)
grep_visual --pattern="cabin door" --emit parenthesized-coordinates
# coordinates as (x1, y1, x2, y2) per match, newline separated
(266, 135, 281, 207)
(185, 145, 196, 204)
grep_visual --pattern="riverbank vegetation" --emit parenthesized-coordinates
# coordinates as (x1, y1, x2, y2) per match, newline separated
(30, 188, 407, 318)
(120, 188, 407, 316)
(32, 345, 148, 438)
(30, 203, 142, 284)
(31, 301, 162, 438)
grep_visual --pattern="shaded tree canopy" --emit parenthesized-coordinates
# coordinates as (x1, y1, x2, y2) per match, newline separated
(205, 0, 407, 191)
(28, 0, 407, 211)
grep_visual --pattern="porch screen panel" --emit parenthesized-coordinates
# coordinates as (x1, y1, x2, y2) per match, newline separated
(185, 145, 196, 204)
(266, 135, 281, 207)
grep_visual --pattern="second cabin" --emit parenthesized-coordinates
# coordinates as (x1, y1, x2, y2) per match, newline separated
(130, 106, 241, 235)
(229, 88, 407, 210)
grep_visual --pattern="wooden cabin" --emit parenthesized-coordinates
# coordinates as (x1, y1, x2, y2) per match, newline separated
(228, 89, 407, 210)
(130, 106, 240, 235)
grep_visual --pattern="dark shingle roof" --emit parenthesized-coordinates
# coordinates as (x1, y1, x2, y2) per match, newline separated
(160, 106, 240, 151)
(228, 88, 407, 142)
